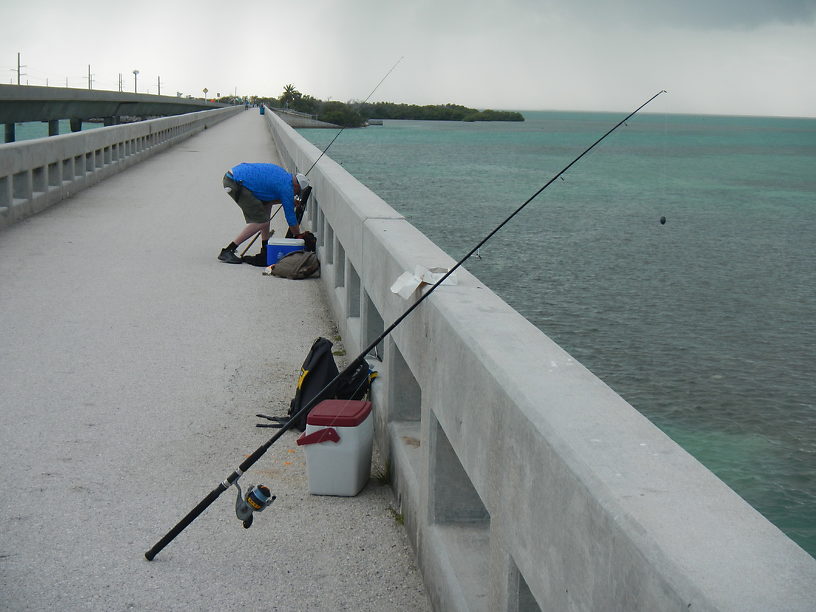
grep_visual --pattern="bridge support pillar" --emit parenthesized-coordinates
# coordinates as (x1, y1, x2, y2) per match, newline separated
(4, 123, 15, 143)
(70, 118, 82, 133)
(48, 120, 60, 136)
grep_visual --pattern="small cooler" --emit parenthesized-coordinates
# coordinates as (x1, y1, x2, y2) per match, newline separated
(296, 399, 373, 496)
(267, 238, 305, 266)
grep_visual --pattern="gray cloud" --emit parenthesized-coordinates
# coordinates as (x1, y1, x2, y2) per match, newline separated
(548, 0, 816, 29)
(2, 0, 815, 117)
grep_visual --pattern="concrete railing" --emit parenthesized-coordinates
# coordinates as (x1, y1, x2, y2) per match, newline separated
(272, 109, 814, 611)
(267, 106, 338, 129)
(0, 106, 241, 230)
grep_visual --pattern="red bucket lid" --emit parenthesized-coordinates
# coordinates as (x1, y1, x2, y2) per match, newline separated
(307, 399, 372, 427)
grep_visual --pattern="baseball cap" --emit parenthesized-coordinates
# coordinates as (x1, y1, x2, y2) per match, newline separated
(295, 173, 309, 193)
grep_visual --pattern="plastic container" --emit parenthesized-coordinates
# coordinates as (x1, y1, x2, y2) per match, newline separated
(266, 238, 305, 266)
(296, 399, 373, 496)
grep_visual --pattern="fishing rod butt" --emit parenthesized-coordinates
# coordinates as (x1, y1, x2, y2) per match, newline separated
(143, 483, 229, 561)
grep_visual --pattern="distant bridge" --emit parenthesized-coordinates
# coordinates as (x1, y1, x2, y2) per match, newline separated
(0, 84, 229, 142)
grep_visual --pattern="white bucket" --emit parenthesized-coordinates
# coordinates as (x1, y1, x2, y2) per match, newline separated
(296, 400, 373, 496)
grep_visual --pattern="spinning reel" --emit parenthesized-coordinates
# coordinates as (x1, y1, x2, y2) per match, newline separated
(234, 481, 275, 529)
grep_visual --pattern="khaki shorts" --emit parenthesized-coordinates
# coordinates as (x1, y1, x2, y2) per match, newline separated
(223, 173, 271, 224)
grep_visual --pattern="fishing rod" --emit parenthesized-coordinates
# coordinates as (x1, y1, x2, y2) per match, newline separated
(241, 57, 404, 257)
(304, 56, 404, 176)
(145, 89, 666, 561)
(239, 205, 284, 257)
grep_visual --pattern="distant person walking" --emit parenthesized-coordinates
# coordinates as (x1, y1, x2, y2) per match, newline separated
(219, 163, 309, 265)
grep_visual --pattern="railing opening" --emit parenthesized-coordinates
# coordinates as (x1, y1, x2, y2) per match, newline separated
(335, 241, 346, 289)
(347, 263, 361, 319)
(363, 291, 384, 360)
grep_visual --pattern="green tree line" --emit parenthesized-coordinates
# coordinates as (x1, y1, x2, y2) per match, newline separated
(220, 85, 524, 127)
(357, 102, 523, 123)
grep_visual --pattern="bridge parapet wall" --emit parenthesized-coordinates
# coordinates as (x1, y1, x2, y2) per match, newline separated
(271, 109, 814, 611)
(0, 106, 241, 229)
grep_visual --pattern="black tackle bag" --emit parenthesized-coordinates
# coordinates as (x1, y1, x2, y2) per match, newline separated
(256, 337, 375, 431)
(287, 337, 339, 430)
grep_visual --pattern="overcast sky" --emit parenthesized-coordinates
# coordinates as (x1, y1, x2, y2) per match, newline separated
(3, 0, 815, 117)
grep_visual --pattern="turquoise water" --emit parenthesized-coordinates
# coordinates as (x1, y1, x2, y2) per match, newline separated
(299, 111, 816, 557)
(3, 120, 104, 143)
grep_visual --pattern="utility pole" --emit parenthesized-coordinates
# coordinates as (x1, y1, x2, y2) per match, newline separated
(133, 69, 139, 93)
(11, 52, 27, 85)
(119, 73, 123, 92)
(157, 76, 161, 96)
(87, 65, 94, 90)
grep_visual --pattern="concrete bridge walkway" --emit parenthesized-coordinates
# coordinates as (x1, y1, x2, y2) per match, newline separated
(0, 110, 429, 610)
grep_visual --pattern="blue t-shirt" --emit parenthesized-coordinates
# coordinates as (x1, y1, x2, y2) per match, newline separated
(230, 163, 297, 227)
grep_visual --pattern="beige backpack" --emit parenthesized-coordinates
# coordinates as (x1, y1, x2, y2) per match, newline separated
(263, 251, 320, 279)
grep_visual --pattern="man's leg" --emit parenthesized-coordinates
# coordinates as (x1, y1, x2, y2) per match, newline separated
(218, 221, 271, 264)
(218, 183, 271, 263)
(240, 220, 276, 267)
(233, 221, 269, 247)
(218, 223, 264, 264)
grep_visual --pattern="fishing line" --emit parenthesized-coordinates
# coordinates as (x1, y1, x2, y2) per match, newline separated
(241, 57, 404, 255)
(659, 110, 670, 225)
(304, 56, 404, 176)
(145, 89, 666, 561)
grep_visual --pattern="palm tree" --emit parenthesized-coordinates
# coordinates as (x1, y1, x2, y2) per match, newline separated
(281, 84, 301, 109)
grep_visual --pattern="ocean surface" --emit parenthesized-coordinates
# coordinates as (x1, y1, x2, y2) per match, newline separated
(3, 119, 103, 143)
(298, 110, 816, 558)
